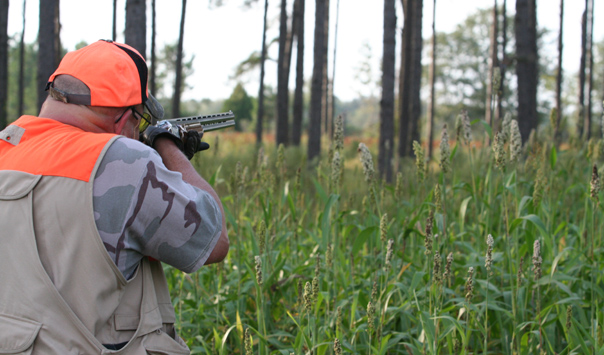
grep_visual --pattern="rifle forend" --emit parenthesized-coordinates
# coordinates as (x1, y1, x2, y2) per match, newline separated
(165, 111, 236, 132)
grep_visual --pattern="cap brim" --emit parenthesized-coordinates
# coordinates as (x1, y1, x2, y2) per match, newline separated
(145, 92, 164, 122)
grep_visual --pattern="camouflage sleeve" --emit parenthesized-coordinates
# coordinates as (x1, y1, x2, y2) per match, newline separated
(93, 137, 223, 279)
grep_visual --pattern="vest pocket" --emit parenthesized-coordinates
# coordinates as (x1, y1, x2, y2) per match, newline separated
(0, 314, 42, 354)
(141, 330, 190, 355)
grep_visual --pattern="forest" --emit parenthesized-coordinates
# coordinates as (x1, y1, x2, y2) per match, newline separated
(1, 0, 604, 354)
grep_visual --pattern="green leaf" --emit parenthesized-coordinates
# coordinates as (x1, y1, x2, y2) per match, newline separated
(320, 194, 340, 250)
(208, 165, 222, 186)
(477, 119, 493, 140)
(459, 196, 472, 229)
(352, 226, 377, 256)
(510, 214, 548, 238)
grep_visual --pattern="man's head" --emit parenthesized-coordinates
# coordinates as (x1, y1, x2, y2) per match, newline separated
(42, 40, 163, 138)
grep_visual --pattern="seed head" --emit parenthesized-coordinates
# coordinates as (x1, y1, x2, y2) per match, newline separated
(371, 280, 378, 302)
(465, 267, 475, 303)
(424, 207, 435, 255)
(443, 252, 453, 281)
(590, 164, 600, 203)
(517, 256, 525, 286)
(367, 301, 376, 333)
(501, 112, 512, 143)
(334, 338, 342, 355)
(330, 151, 343, 191)
(336, 306, 343, 333)
(434, 184, 442, 212)
(254, 256, 263, 286)
(303, 281, 312, 312)
(245, 328, 253, 355)
(485, 234, 494, 277)
(510, 119, 523, 163)
(380, 213, 388, 244)
(314, 253, 321, 279)
(440, 124, 451, 174)
(532, 240, 542, 281)
(385, 239, 394, 271)
(334, 115, 345, 153)
(357, 143, 375, 184)
(413, 141, 426, 182)
(326, 243, 333, 269)
(433, 251, 442, 285)
(312, 276, 319, 303)
(493, 132, 506, 171)
(257, 220, 266, 254)
(566, 305, 572, 331)
(461, 110, 473, 145)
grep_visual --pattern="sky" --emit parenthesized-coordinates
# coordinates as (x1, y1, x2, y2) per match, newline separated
(6, 0, 604, 103)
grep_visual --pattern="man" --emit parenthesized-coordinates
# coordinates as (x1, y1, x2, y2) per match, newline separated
(0, 40, 228, 354)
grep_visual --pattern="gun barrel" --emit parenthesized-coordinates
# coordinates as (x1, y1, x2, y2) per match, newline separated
(167, 111, 235, 132)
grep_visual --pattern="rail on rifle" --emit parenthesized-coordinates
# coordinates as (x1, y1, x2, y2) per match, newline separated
(166, 111, 235, 132)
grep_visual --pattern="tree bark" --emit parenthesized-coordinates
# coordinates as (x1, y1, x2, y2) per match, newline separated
(398, 0, 412, 158)
(308, 0, 326, 163)
(577, 2, 587, 137)
(37, 0, 61, 112)
(256, 0, 269, 145)
(276, 0, 290, 146)
(125, 0, 146, 59)
(408, 0, 423, 151)
(150, 0, 157, 95)
(322, 0, 330, 138)
(330, 0, 340, 136)
(554, 0, 564, 144)
(514, 0, 538, 142)
(496, 0, 507, 123)
(18, 0, 26, 117)
(584, 0, 594, 139)
(379, 0, 396, 182)
(292, 0, 305, 146)
(0, 0, 8, 129)
(426, 0, 436, 159)
(113, 0, 117, 41)
(171, 0, 187, 118)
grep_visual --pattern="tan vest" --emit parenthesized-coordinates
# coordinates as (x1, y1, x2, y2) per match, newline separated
(0, 116, 190, 354)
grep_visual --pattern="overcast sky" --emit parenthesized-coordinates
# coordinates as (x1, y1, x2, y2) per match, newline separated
(7, 0, 603, 102)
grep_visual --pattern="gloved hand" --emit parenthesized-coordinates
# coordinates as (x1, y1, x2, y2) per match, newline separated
(182, 130, 210, 160)
(140, 125, 184, 151)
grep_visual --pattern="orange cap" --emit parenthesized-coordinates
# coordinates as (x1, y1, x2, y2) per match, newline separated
(46, 40, 164, 119)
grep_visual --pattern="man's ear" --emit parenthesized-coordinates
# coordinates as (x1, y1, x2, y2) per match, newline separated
(113, 109, 131, 135)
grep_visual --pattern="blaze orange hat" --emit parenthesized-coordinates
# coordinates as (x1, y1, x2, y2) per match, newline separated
(45, 39, 164, 120)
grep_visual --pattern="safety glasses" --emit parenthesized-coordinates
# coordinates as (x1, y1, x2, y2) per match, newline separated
(115, 106, 152, 133)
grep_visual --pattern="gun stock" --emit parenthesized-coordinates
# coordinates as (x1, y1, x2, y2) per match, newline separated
(166, 111, 236, 132)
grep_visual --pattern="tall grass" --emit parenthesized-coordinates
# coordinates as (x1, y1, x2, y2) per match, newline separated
(170, 119, 604, 354)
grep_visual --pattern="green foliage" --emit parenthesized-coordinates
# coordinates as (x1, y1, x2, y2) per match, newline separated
(6, 39, 38, 122)
(171, 121, 604, 354)
(222, 83, 253, 131)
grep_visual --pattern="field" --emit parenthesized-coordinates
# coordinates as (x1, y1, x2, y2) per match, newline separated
(167, 115, 604, 354)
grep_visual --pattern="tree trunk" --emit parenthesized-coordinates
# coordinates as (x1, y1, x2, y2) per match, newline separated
(577, 2, 587, 137)
(150, 0, 157, 95)
(407, 0, 423, 150)
(37, 0, 61, 112)
(256, 0, 269, 145)
(172, 0, 187, 118)
(308, 0, 326, 163)
(322, 0, 330, 138)
(18, 0, 26, 117)
(330, 0, 340, 136)
(379, 0, 396, 182)
(0, 0, 8, 129)
(485, 0, 498, 134)
(426, 0, 436, 159)
(125, 0, 146, 59)
(514, 0, 538, 142)
(496, 0, 507, 123)
(292, 0, 305, 146)
(113, 0, 117, 41)
(398, 0, 412, 158)
(276, 0, 290, 146)
(584, 0, 594, 139)
(554, 0, 564, 144)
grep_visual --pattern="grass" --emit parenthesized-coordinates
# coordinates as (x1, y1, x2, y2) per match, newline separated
(167, 121, 604, 354)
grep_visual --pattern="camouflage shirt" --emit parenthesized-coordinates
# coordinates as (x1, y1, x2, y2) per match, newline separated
(93, 137, 223, 279)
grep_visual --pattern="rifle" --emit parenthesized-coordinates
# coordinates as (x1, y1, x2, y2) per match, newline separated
(161, 110, 236, 133)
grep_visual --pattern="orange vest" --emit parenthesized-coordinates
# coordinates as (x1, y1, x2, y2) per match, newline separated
(0, 116, 190, 354)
